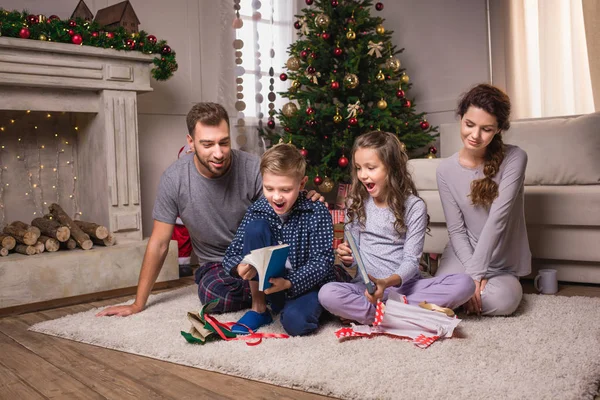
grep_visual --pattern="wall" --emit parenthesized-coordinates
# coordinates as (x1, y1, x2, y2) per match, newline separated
(1, 0, 490, 236)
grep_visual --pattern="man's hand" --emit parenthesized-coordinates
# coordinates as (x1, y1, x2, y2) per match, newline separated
(336, 242, 354, 266)
(263, 277, 291, 295)
(96, 303, 143, 317)
(237, 263, 257, 280)
(306, 190, 326, 204)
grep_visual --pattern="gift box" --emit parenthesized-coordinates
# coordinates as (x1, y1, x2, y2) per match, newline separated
(329, 209, 345, 224)
(335, 183, 352, 209)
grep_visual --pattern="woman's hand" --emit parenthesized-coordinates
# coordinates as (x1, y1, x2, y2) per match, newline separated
(465, 278, 488, 315)
(336, 242, 354, 266)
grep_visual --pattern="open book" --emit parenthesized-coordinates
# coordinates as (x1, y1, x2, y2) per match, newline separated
(241, 244, 290, 291)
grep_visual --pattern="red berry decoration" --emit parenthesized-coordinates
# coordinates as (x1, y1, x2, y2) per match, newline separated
(106, 32, 115, 39)
(375, 2, 384, 11)
(420, 120, 430, 130)
(147, 35, 157, 44)
(300, 50, 308, 58)
(349, 117, 358, 126)
(26, 15, 39, 25)
(91, 31, 99, 38)
(267, 119, 275, 129)
(314, 176, 323, 186)
(338, 156, 349, 168)
(71, 34, 83, 45)
(161, 45, 172, 55)
(331, 0, 339, 6)
(19, 28, 30, 39)
(68, 20, 77, 27)
(333, 47, 343, 56)
(280, 73, 288, 81)
(68, 29, 75, 36)
(306, 0, 314, 5)
(294, 21, 302, 29)
(321, 32, 330, 40)
(429, 146, 438, 155)
(306, 107, 315, 115)
(396, 89, 405, 98)
(330, 81, 340, 90)
(300, 148, 309, 158)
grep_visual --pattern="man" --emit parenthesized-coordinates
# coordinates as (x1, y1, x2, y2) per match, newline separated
(97, 102, 322, 317)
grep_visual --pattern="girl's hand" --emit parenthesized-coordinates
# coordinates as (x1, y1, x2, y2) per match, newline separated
(336, 242, 354, 266)
(364, 274, 402, 305)
(237, 263, 257, 280)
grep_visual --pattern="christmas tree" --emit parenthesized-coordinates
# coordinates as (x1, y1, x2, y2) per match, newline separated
(260, 0, 437, 188)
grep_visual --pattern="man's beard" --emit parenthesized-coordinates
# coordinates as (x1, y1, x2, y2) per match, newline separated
(195, 152, 230, 177)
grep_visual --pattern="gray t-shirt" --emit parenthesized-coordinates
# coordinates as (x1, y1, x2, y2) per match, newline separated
(436, 144, 532, 280)
(153, 149, 262, 264)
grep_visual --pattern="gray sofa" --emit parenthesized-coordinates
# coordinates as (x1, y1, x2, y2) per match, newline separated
(409, 112, 600, 284)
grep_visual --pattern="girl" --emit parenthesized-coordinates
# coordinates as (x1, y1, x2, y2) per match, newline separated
(435, 84, 531, 316)
(318, 131, 474, 325)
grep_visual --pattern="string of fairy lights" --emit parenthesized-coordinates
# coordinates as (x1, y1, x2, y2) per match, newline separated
(0, 110, 81, 227)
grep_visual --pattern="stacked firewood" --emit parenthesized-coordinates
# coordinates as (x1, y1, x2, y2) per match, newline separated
(0, 203, 115, 257)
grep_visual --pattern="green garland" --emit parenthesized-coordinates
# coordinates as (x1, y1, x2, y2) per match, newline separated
(0, 9, 177, 81)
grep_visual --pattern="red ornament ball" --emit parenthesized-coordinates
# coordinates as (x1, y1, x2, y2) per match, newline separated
(161, 45, 172, 55)
(307, 66, 316, 74)
(333, 47, 343, 56)
(330, 81, 340, 90)
(27, 15, 39, 25)
(284, 127, 291, 132)
(321, 32, 330, 40)
(310, 52, 318, 59)
(404, 100, 412, 108)
(267, 119, 275, 129)
(47, 15, 59, 22)
(300, 148, 309, 158)
(68, 20, 77, 27)
(126, 38, 136, 49)
(280, 73, 288, 81)
(396, 89, 405, 98)
(106, 32, 115, 39)
(68, 29, 75, 36)
(91, 31, 99, 38)
(338, 156, 349, 168)
(300, 50, 308, 58)
(306, 0, 314, 4)
(294, 21, 302, 29)
(147, 35, 157, 44)
(306, 107, 315, 115)
(349, 117, 358, 126)
(331, 0, 339, 6)
(420, 120, 430, 130)
(314, 176, 323, 186)
(347, 17, 356, 24)
(19, 28, 30, 39)
(375, 2, 384, 11)
(71, 34, 83, 45)
(428, 146, 438, 155)
(307, 119, 318, 127)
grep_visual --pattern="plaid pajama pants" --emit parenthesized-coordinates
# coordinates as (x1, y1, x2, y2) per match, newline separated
(194, 262, 252, 313)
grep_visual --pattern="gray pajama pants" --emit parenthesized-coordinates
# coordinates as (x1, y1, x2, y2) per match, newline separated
(318, 273, 475, 325)
(436, 246, 523, 316)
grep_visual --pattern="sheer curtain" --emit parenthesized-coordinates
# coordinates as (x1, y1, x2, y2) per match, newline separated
(490, 0, 595, 119)
(218, 0, 297, 154)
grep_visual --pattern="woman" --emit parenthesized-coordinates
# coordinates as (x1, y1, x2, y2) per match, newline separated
(435, 84, 531, 316)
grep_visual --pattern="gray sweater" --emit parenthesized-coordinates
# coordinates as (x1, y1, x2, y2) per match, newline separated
(436, 145, 532, 281)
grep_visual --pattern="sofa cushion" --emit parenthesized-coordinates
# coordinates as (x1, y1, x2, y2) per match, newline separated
(439, 112, 600, 185)
(408, 158, 443, 190)
(419, 190, 445, 223)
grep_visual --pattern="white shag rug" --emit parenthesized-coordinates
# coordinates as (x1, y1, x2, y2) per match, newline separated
(30, 285, 600, 400)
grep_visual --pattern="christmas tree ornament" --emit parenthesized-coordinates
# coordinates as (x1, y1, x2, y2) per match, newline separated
(307, 119, 318, 127)
(346, 28, 356, 40)
(147, 35, 157, 44)
(280, 73, 288, 81)
(385, 56, 401, 72)
(68, 29, 75, 36)
(294, 20, 302, 29)
(161, 45, 172, 55)
(282, 102, 298, 117)
(38, 14, 46, 23)
(376, 24, 385, 35)
(400, 141, 407, 152)
(330, 81, 340, 90)
(300, 50, 308, 58)
(426, 151, 436, 159)
(376, 70, 385, 81)
(315, 14, 331, 28)
(396, 89, 405, 98)
(338, 155, 349, 168)
(68, 19, 77, 27)
(367, 41, 383, 57)
(333, 46, 343, 56)
(333, 113, 343, 123)
(331, 0, 339, 6)
(377, 98, 388, 110)
(314, 175, 323, 186)
(306, 107, 315, 115)
(267, 119, 275, 129)
(106, 32, 114, 39)
(286, 56, 301, 71)
(404, 99, 412, 108)
(27, 14, 39, 24)
(292, 80, 301, 89)
(19, 28, 30, 39)
(349, 117, 358, 126)
(375, 2, 384, 11)
(310, 52, 318, 59)
(72, 34, 83, 45)
(318, 177, 335, 193)
(428, 146, 437, 155)
(420, 120, 430, 130)
(38, 34, 48, 41)
(401, 74, 410, 84)
(300, 148, 309, 157)
(321, 32, 331, 40)
(91, 31, 99, 37)
(48, 15, 59, 22)
(344, 73, 359, 89)
(307, 66, 316, 74)
(306, 0, 314, 5)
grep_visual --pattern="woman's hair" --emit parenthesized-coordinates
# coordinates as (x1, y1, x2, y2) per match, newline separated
(457, 84, 511, 208)
(346, 131, 419, 234)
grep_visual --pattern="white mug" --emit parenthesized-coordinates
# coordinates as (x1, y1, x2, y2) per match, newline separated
(534, 269, 558, 294)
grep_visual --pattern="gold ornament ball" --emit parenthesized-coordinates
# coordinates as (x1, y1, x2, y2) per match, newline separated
(346, 29, 356, 40)
(292, 80, 301, 88)
(385, 56, 401, 72)
(400, 142, 407, 152)
(286, 56, 301, 71)
(377, 99, 388, 110)
(376, 24, 385, 35)
(401, 74, 410, 84)
(39, 34, 48, 41)
(318, 177, 335, 193)
(344, 73, 359, 89)
(282, 102, 298, 117)
(376, 70, 385, 81)
(333, 114, 343, 123)
(315, 14, 331, 28)
(426, 152, 436, 159)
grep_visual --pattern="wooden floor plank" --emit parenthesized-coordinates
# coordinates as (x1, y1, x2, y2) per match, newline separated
(0, 331, 105, 400)
(0, 359, 47, 400)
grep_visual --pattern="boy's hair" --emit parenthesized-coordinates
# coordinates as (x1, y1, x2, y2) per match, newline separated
(457, 84, 511, 208)
(186, 102, 230, 136)
(347, 131, 420, 234)
(260, 143, 306, 180)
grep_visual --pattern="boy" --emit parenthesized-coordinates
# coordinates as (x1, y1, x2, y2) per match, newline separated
(223, 143, 335, 336)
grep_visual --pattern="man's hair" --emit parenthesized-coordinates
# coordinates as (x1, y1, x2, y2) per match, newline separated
(186, 102, 230, 136)
(260, 143, 306, 180)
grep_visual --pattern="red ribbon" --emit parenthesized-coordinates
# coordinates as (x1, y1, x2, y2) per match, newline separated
(203, 313, 289, 346)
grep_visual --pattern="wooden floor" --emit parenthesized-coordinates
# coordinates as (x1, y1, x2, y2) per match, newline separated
(1, 278, 599, 400)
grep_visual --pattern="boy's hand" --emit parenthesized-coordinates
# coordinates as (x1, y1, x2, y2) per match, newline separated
(263, 278, 291, 294)
(237, 263, 257, 280)
(336, 242, 354, 266)
(306, 190, 326, 204)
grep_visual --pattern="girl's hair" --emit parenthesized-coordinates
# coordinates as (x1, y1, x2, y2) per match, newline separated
(346, 131, 419, 234)
(457, 84, 511, 208)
